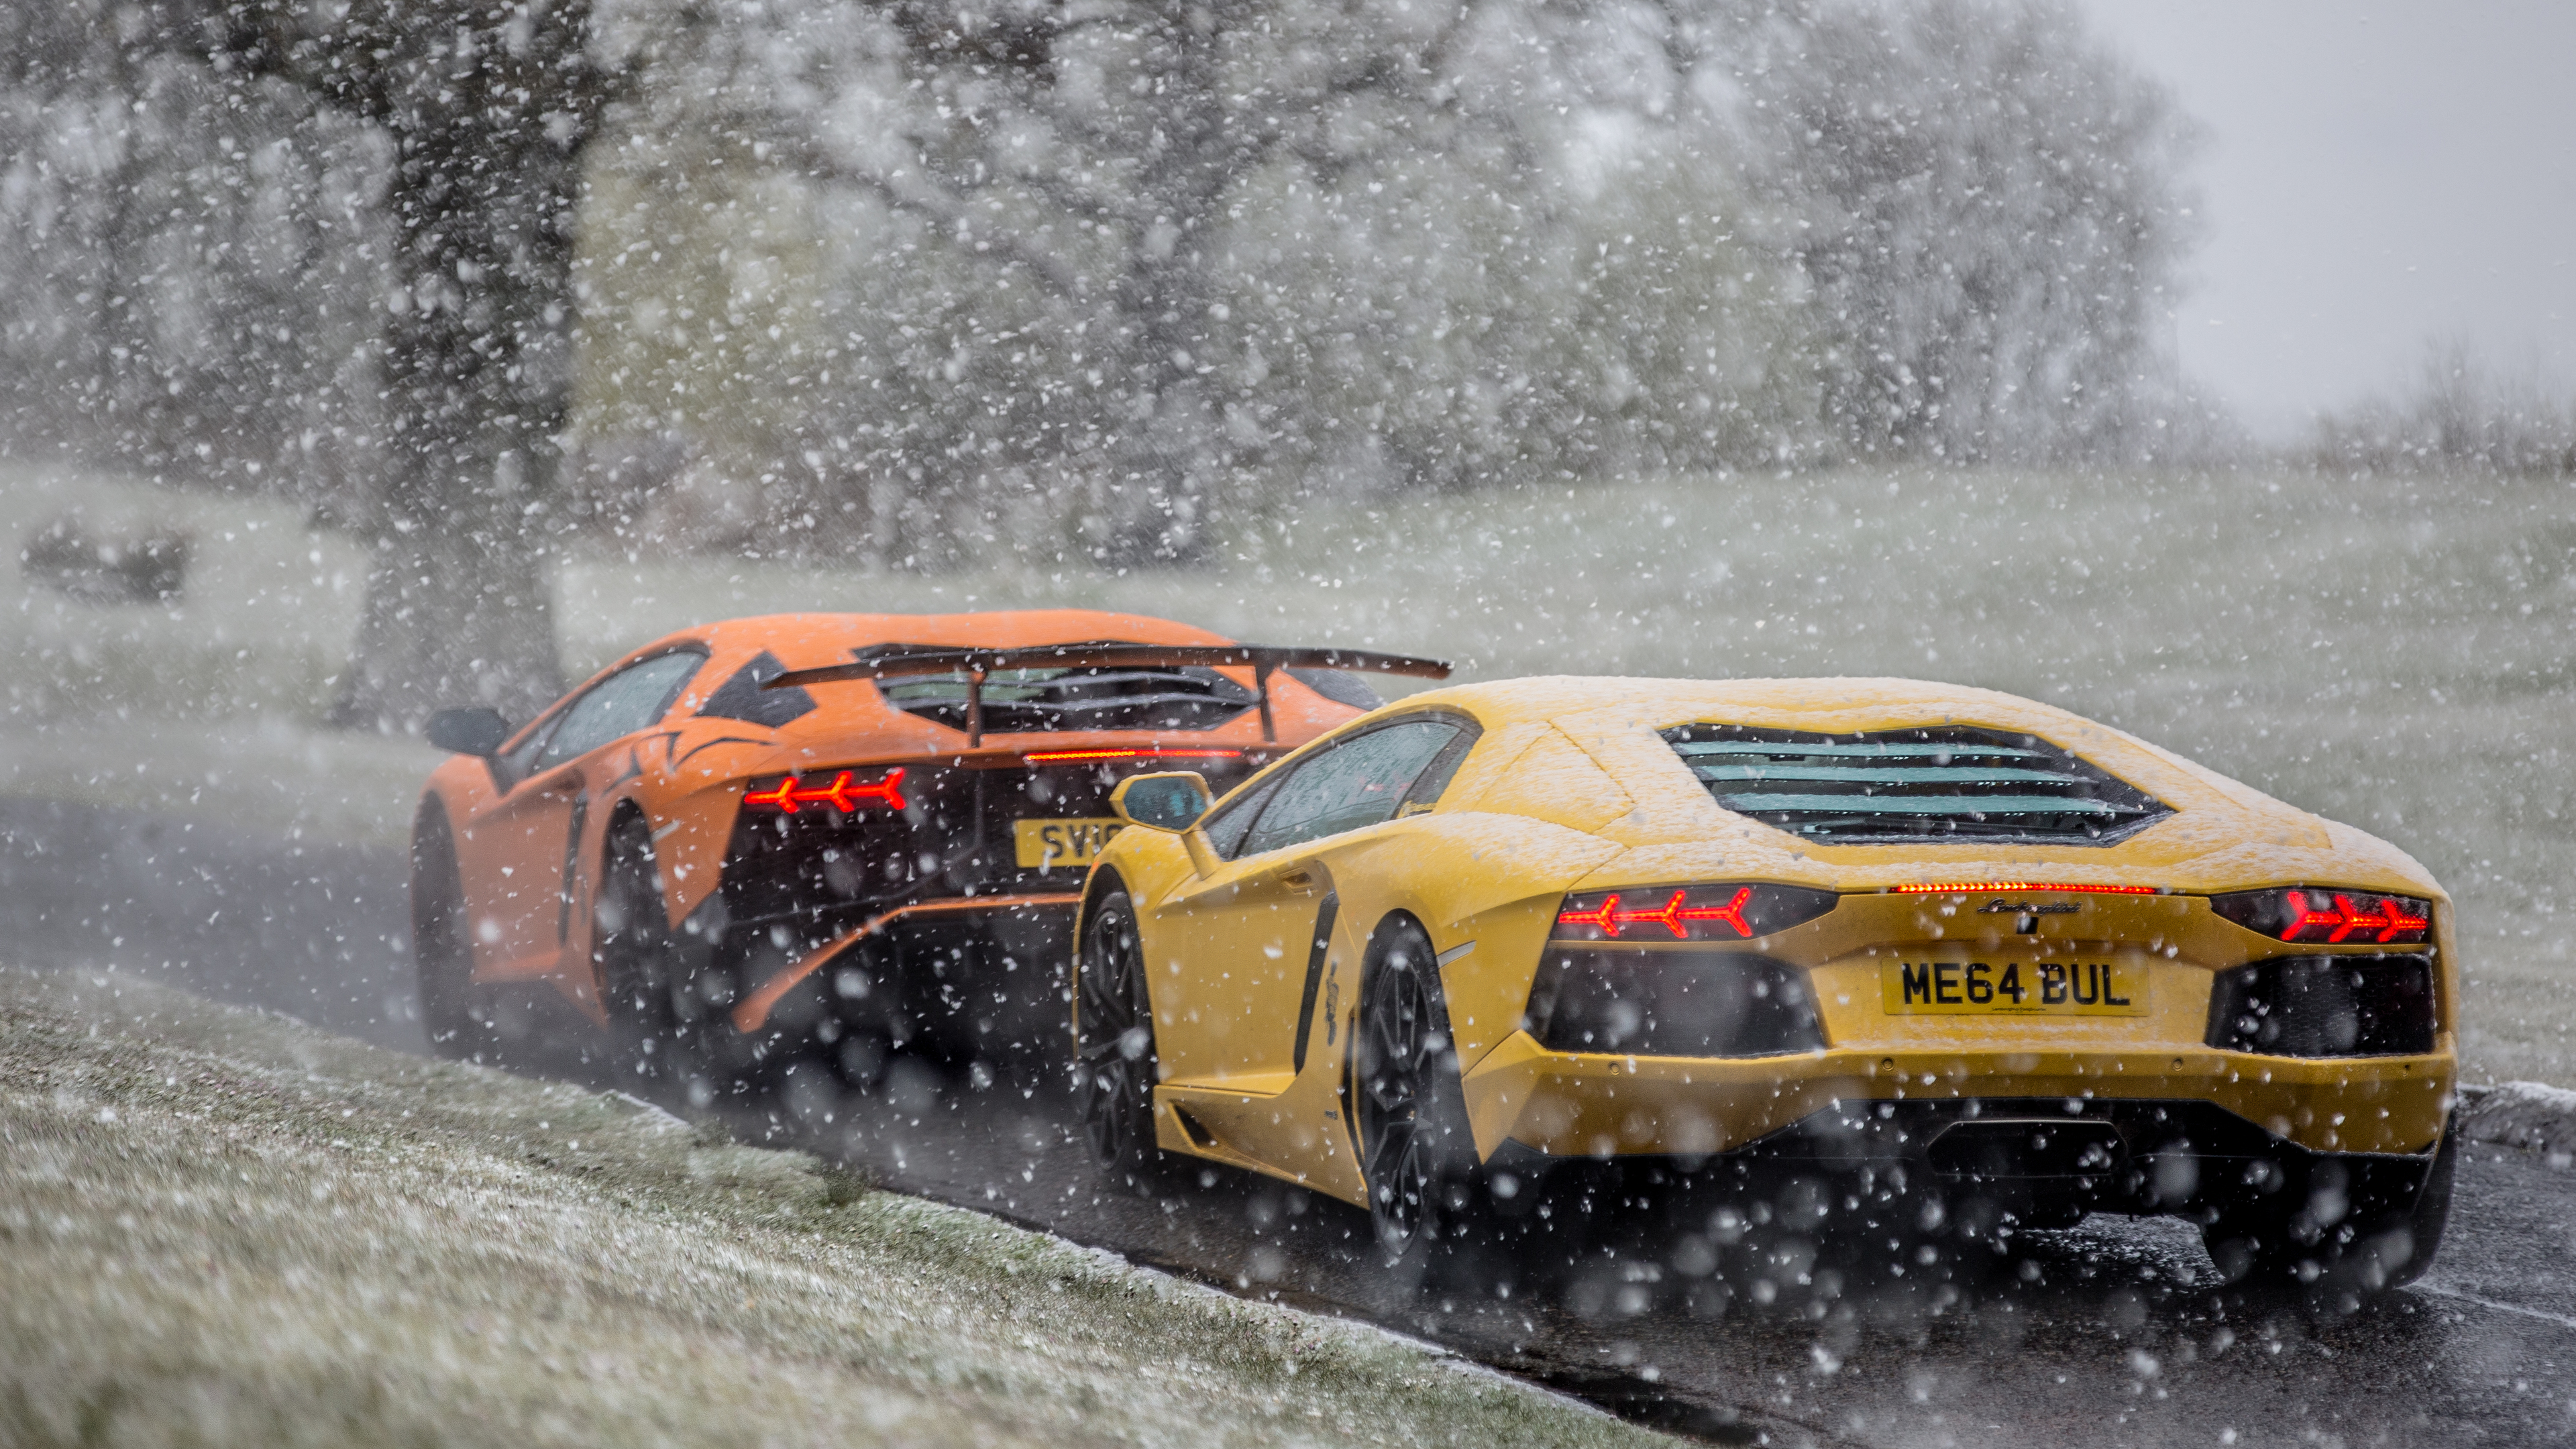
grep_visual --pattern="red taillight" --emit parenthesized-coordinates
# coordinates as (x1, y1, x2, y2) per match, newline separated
(742, 767, 907, 814)
(1558, 888, 1753, 939)
(1553, 883, 1837, 943)
(2282, 889, 2430, 944)
(2209, 886, 2431, 945)
(1020, 747, 1245, 765)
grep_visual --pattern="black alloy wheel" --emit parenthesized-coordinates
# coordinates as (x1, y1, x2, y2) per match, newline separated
(1077, 888, 1167, 1193)
(595, 813, 690, 1083)
(831, 1024, 897, 1095)
(1354, 916, 1476, 1267)
(411, 802, 492, 1061)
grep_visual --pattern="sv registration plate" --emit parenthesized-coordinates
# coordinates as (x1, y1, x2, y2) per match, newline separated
(1014, 818, 1124, 870)
(1879, 959, 2147, 1016)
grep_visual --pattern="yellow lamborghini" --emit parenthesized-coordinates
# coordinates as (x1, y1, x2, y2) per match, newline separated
(1071, 677, 2457, 1293)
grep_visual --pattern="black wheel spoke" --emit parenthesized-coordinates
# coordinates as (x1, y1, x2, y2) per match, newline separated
(1355, 919, 1468, 1265)
(1077, 890, 1163, 1193)
(411, 808, 486, 1060)
(594, 818, 691, 1085)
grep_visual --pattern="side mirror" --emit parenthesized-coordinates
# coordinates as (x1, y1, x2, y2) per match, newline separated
(1110, 771, 1212, 832)
(425, 706, 511, 758)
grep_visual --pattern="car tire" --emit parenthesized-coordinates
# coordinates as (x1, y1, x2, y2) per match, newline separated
(2202, 1120, 2459, 1294)
(411, 801, 493, 1061)
(594, 812, 691, 1085)
(832, 1026, 896, 1094)
(1353, 914, 1485, 1275)
(1076, 885, 1171, 1195)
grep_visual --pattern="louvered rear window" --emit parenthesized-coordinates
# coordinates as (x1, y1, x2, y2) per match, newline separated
(1663, 724, 2171, 845)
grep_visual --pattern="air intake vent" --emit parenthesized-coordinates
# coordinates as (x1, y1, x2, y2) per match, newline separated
(1663, 724, 2171, 845)
(879, 664, 1254, 734)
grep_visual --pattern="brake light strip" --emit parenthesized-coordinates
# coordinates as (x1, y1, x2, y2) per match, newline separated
(1022, 748, 1245, 764)
(1890, 881, 2160, 896)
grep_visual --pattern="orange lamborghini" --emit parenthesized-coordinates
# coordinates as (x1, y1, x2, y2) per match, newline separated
(408, 610, 1446, 1097)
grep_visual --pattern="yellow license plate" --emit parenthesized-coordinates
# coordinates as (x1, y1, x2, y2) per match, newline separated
(1014, 818, 1124, 869)
(1879, 959, 2147, 1016)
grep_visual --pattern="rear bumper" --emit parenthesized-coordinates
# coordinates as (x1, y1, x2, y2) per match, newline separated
(1482, 1095, 2450, 1233)
(1461, 1031, 2455, 1159)
(1746, 1095, 2436, 1221)
(729, 894, 1081, 1057)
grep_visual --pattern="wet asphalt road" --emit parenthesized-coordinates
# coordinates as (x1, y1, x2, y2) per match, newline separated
(780, 1081, 2576, 1448)
(6, 796, 2573, 1447)
(0, 797, 423, 1054)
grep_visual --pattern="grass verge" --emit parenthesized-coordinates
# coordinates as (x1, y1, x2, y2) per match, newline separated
(0, 967, 1660, 1449)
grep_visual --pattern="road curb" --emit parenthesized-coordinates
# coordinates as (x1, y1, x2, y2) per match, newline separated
(2458, 1081, 2576, 1161)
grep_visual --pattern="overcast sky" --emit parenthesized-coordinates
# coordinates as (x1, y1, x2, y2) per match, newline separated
(2074, 1, 2576, 438)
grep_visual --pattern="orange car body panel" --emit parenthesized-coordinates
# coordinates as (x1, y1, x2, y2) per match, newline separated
(419, 610, 1363, 1025)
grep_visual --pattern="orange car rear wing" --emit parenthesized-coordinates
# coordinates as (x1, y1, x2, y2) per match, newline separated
(765, 640, 1452, 744)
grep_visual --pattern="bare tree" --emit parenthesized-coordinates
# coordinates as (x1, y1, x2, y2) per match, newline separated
(1, 3, 386, 496)
(1722, 0, 2199, 463)
(11, 0, 2220, 704)
(614, 0, 1518, 561)
(187, 0, 611, 729)
(587, 0, 1809, 558)
(2313, 339, 2576, 478)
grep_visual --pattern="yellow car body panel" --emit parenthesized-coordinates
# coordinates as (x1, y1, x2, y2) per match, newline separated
(1080, 676, 2455, 1212)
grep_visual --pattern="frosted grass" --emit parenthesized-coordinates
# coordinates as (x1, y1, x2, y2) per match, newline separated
(0, 967, 1652, 1449)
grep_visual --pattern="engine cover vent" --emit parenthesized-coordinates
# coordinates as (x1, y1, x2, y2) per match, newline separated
(879, 665, 1254, 734)
(1663, 723, 2171, 845)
